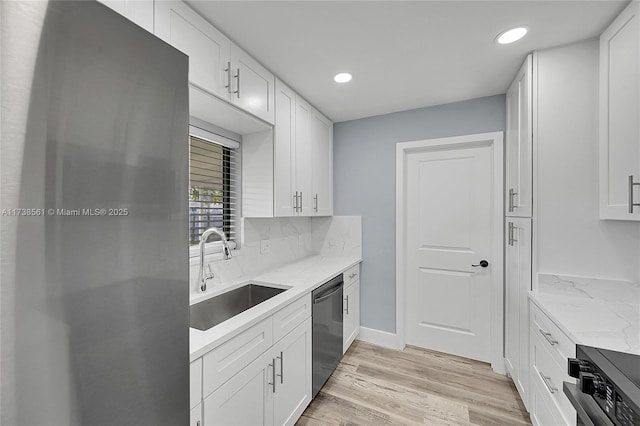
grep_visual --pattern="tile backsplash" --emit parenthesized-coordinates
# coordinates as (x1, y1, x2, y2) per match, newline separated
(189, 216, 362, 297)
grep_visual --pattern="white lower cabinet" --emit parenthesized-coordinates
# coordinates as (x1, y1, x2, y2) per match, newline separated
(198, 295, 312, 426)
(343, 280, 360, 354)
(529, 301, 576, 426)
(191, 404, 203, 426)
(204, 350, 274, 426)
(273, 317, 312, 426)
(504, 218, 532, 408)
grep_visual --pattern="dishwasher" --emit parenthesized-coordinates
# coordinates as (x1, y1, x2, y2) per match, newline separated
(311, 274, 344, 398)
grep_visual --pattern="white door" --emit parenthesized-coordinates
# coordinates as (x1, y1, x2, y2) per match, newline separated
(404, 142, 496, 362)
(311, 108, 333, 216)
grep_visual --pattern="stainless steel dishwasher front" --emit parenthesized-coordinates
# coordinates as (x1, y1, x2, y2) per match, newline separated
(311, 274, 344, 398)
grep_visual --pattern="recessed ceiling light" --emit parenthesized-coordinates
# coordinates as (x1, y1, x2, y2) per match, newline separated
(496, 27, 528, 44)
(334, 72, 352, 83)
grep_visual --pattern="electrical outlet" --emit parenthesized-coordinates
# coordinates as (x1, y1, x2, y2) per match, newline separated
(260, 239, 270, 254)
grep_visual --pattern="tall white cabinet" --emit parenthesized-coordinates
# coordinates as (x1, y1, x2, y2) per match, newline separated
(504, 54, 533, 411)
(599, 0, 640, 221)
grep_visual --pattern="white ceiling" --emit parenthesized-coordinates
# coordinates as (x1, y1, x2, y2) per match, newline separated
(186, 1, 628, 122)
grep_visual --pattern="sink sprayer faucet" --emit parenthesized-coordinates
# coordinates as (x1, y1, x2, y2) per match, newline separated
(198, 227, 232, 292)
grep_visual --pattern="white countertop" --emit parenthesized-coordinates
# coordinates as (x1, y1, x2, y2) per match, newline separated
(189, 254, 361, 361)
(528, 274, 640, 355)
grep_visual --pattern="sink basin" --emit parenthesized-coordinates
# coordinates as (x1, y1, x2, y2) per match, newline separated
(190, 284, 287, 331)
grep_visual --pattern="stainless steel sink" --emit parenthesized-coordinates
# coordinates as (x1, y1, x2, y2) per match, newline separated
(190, 284, 287, 331)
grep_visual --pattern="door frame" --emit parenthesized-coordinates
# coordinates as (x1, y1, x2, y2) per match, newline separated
(395, 131, 505, 374)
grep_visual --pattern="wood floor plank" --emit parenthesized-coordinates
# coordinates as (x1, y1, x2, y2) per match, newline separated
(297, 341, 531, 426)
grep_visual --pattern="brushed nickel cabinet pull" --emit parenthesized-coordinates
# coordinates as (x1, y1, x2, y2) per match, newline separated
(277, 351, 284, 384)
(539, 371, 557, 394)
(268, 359, 276, 393)
(629, 175, 640, 213)
(539, 328, 558, 346)
(224, 61, 231, 94)
(233, 68, 240, 98)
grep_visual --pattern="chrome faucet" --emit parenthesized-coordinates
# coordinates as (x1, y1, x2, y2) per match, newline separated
(198, 227, 232, 292)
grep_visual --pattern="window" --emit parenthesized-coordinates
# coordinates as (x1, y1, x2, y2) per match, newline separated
(189, 134, 238, 249)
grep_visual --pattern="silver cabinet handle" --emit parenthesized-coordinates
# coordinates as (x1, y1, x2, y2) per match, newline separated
(300, 192, 302, 211)
(314, 194, 318, 213)
(539, 371, 557, 393)
(508, 188, 518, 212)
(224, 61, 231, 94)
(507, 222, 513, 246)
(233, 68, 240, 98)
(348, 272, 357, 279)
(344, 295, 349, 314)
(293, 192, 298, 213)
(268, 359, 276, 393)
(629, 175, 640, 213)
(539, 328, 558, 346)
(277, 351, 283, 384)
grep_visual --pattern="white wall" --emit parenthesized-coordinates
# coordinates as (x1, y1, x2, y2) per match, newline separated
(536, 39, 640, 282)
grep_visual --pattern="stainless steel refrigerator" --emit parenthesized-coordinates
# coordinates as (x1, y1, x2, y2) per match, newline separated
(1, 1, 189, 424)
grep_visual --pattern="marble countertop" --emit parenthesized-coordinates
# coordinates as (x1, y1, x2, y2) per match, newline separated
(189, 254, 361, 361)
(528, 274, 640, 355)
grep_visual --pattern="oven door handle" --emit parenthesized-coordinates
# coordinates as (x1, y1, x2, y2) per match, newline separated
(563, 382, 614, 426)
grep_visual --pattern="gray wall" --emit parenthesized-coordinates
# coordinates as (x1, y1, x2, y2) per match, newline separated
(333, 95, 506, 333)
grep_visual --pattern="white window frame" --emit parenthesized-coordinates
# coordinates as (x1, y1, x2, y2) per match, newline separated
(188, 124, 241, 262)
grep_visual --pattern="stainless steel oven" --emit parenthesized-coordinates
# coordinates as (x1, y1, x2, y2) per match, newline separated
(311, 274, 344, 398)
(565, 345, 640, 426)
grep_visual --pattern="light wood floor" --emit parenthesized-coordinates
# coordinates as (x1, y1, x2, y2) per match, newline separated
(297, 341, 531, 426)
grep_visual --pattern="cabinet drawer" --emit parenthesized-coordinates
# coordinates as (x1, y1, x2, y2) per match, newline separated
(343, 264, 360, 288)
(530, 301, 576, 367)
(273, 294, 311, 343)
(530, 326, 576, 424)
(203, 317, 273, 397)
(530, 367, 569, 426)
(190, 358, 202, 409)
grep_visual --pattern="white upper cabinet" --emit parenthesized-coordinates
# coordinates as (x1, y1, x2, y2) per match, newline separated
(294, 96, 314, 216)
(272, 80, 334, 217)
(154, 1, 231, 99)
(154, 1, 275, 125)
(274, 81, 297, 217)
(311, 108, 333, 216)
(97, 0, 154, 33)
(599, 1, 640, 221)
(230, 44, 276, 124)
(506, 54, 533, 218)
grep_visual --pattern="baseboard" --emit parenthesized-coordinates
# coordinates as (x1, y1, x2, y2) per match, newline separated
(356, 326, 403, 350)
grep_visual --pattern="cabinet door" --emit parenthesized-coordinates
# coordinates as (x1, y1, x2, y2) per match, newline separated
(311, 108, 334, 216)
(230, 44, 275, 124)
(273, 318, 312, 426)
(599, 1, 640, 220)
(343, 281, 360, 354)
(294, 96, 313, 216)
(154, 1, 231, 99)
(504, 218, 532, 409)
(97, 0, 154, 32)
(506, 55, 533, 218)
(274, 80, 296, 217)
(190, 404, 202, 426)
(204, 350, 274, 426)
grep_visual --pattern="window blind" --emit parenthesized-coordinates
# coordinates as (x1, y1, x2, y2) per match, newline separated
(189, 135, 238, 246)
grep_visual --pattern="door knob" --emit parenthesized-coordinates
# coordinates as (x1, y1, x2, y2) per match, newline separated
(472, 260, 489, 268)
